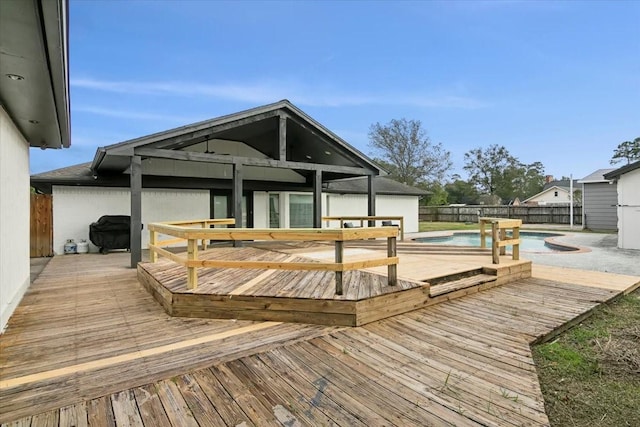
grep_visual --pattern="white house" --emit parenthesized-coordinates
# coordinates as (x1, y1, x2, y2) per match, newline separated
(0, 0, 70, 331)
(523, 186, 572, 205)
(604, 161, 640, 250)
(31, 101, 427, 262)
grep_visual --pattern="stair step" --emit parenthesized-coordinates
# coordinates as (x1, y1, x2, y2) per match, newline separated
(429, 274, 497, 297)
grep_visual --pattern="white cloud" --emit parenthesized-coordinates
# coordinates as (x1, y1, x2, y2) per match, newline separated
(71, 77, 487, 110)
(73, 105, 198, 123)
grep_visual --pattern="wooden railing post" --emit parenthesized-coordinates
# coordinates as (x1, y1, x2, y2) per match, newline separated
(387, 236, 397, 286)
(479, 218, 487, 248)
(201, 221, 208, 251)
(499, 227, 507, 256)
(399, 217, 404, 241)
(335, 240, 344, 295)
(187, 238, 198, 290)
(512, 226, 520, 260)
(149, 228, 157, 263)
(491, 221, 500, 264)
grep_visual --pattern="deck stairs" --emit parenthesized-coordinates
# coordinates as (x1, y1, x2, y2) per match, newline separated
(427, 268, 497, 297)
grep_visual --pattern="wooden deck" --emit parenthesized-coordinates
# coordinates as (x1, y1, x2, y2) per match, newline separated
(1, 251, 638, 425)
(138, 241, 532, 326)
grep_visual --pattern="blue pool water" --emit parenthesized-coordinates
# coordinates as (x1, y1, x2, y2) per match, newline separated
(414, 232, 574, 252)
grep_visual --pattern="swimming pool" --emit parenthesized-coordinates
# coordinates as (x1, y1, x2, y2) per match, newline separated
(414, 231, 578, 253)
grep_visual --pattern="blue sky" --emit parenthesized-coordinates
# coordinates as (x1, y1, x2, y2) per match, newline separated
(32, 0, 639, 182)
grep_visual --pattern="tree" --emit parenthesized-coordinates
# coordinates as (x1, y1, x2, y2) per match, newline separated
(611, 137, 640, 165)
(445, 176, 479, 204)
(369, 118, 452, 187)
(463, 145, 545, 202)
(425, 183, 448, 206)
(463, 145, 518, 197)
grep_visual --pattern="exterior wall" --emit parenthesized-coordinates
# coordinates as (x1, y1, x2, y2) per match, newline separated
(0, 107, 30, 331)
(582, 182, 618, 230)
(617, 168, 640, 250)
(326, 194, 419, 233)
(526, 188, 571, 205)
(52, 186, 209, 254)
(253, 191, 420, 232)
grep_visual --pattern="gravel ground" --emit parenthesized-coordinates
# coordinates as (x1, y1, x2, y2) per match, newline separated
(523, 232, 640, 276)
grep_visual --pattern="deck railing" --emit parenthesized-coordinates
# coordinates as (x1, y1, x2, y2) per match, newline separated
(322, 216, 404, 241)
(147, 219, 399, 295)
(479, 217, 522, 264)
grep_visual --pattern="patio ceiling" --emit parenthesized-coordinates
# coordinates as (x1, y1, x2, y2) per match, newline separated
(92, 100, 383, 182)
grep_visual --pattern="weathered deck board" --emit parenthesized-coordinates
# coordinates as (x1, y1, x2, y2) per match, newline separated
(2, 248, 638, 425)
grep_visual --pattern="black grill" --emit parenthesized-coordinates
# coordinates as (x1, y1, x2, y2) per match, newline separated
(89, 215, 131, 253)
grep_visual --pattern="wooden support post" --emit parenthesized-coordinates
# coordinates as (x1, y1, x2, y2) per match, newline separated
(335, 240, 344, 295)
(491, 222, 500, 264)
(499, 228, 507, 255)
(399, 217, 405, 241)
(313, 169, 322, 228)
(480, 219, 487, 248)
(513, 226, 520, 260)
(187, 239, 198, 289)
(130, 155, 142, 268)
(201, 221, 208, 251)
(278, 116, 287, 161)
(367, 175, 376, 227)
(232, 163, 243, 247)
(149, 229, 157, 263)
(387, 236, 397, 286)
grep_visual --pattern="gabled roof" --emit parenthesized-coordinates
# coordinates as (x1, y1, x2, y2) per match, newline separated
(0, 0, 70, 149)
(578, 168, 616, 184)
(325, 176, 429, 196)
(542, 179, 579, 191)
(523, 185, 570, 203)
(91, 100, 383, 181)
(603, 160, 640, 180)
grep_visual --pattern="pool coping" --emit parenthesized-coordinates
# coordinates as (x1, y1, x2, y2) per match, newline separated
(412, 230, 591, 254)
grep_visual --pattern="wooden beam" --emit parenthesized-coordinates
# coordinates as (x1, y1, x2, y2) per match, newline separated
(335, 241, 344, 295)
(387, 236, 397, 286)
(130, 155, 142, 268)
(232, 163, 243, 247)
(367, 175, 376, 227)
(144, 110, 281, 150)
(278, 116, 287, 161)
(313, 169, 322, 228)
(134, 147, 375, 176)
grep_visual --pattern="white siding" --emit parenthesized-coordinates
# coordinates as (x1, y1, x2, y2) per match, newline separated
(617, 168, 640, 250)
(526, 188, 571, 205)
(326, 194, 419, 232)
(0, 107, 30, 331)
(52, 187, 209, 254)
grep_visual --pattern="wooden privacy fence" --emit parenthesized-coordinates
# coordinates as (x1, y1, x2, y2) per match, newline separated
(322, 215, 404, 241)
(30, 193, 53, 257)
(420, 205, 582, 225)
(479, 217, 522, 264)
(148, 219, 399, 295)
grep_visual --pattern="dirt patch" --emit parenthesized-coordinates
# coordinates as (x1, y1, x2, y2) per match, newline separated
(533, 289, 640, 426)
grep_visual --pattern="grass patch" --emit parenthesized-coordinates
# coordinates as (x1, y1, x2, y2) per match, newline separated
(533, 288, 640, 426)
(419, 221, 479, 232)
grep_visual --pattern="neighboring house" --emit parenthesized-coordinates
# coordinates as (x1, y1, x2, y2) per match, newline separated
(604, 161, 640, 250)
(0, 0, 70, 330)
(31, 101, 427, 260)
(578, 168, 617, 231)
(523, 186, 572, 205)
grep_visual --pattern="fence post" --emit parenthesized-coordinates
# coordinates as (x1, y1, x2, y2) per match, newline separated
(149, 229, 157, 263)
(513, 226, 520, 260)
(387, 236, 397, 286)
(335, 240, 344, 295)
(492, 222, 500, 264)
(187, 238, 198, 290)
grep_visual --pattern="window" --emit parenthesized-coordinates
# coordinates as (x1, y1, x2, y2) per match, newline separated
(269, 194, 280, 228)
(554, 191, 558, 197)
(289, 194, 313, 228)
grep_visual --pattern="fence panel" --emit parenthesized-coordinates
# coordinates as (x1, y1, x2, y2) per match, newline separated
(30, 193, 53, 257)
(419, 205, 582, 225)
